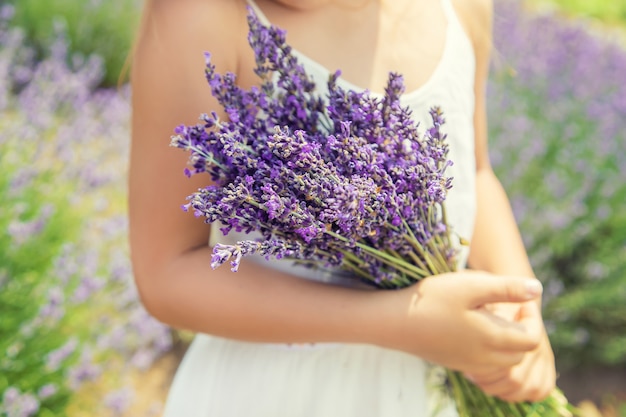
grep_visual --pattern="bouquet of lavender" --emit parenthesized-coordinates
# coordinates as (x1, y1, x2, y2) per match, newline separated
(170, 9, 574, 417)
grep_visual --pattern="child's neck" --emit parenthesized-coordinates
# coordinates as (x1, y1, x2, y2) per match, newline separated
(254, 0, 448, 94)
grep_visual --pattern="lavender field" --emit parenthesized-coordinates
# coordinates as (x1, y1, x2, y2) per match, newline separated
(489, 2, 626, 371)
(0, 0, 625, 416)
(0, 6, 171, 416)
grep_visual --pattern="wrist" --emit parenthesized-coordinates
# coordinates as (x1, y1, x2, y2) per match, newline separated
(362, 284, 425, 355)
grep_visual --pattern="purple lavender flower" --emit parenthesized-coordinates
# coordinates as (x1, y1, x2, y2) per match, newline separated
(67, 351, 102, 389)
(104, 387, 134, 415)
(1, 10, 173, 416)
(71, 275, 105, 303)
(489, 0, 626, 369)
(37, 286, 65, 323)
(1, 387, 40, 417)
(171, 7, 455, 288)
(36, 384, 57, 400)
(7, 204, 55, 246)
(45, 338, 78, 372)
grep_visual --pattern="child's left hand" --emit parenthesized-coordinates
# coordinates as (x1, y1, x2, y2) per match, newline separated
(465, 301, 556, 403)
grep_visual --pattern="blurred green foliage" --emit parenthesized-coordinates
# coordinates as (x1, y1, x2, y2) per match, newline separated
(6, 0, 141, 87)
(0, 129, 81, 416)
(531, 0, 626, 24)
(489, 1, 626, 368)
(0, 10, 173, 412)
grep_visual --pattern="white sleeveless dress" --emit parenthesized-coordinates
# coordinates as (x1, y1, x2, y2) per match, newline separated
(162, 0, 477, 415)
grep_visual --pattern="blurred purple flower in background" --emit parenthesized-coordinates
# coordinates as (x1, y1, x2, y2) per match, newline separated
(1, 387, 40, 417)
(489, 1, 626, 366)
(0, 5, 172, 415)
(2, 0, 626, 415)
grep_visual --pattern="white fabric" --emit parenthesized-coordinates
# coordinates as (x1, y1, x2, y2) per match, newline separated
(163, 0, 476, 415)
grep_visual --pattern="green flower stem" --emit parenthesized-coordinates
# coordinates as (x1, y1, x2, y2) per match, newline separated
(336, 250, 381, 282)
(325, 231, 430, 280)
(426, 238, 451, 272)
(386, 248, 430, 283)
(184, 142, 226, 170)
(335, 247, 414, 287)
(399, 218, 441, 275)
(402, 234, 440, 275)
(447, 371, 467, 415)
(338, 260, 376, 282)
(484, 392, 516, 417)
(405, 249, 430, 274)
(424, 206, 452, 267)
(338, 249, 368, 269)
(440, 204, 449, 233)
(460, 373, 496, 416)
(244, 197, 261, 208)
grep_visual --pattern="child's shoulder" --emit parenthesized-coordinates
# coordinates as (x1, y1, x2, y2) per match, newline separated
(131, 0, 254, 122)
(146, 0, 246, 35)
(452, 0, 493, 26)
(136, 0, 250, 73)
(451, 0, 493, 47)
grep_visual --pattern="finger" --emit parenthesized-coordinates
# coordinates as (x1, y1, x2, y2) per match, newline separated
(466, 369, 510, 386)
(480, 301, 517, 319)
(474, 309, 542, 352)
(479, 351, 553, 403)
(465, 275, 543, 308)
(497, 379, 546, 403)
(491, 383, 552, 403)
(464, 350, 525, 372)
(500, 379, 554, 403)
(500, 347, 555, 403)
(473, 372, 522, 399)
(471, 360, 537, 401)
(514, 302, 545, 346)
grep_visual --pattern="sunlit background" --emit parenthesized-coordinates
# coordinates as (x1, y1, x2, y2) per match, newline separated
(1, 0, 624, 415)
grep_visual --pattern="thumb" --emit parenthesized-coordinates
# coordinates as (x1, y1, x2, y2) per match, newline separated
(466, 274, 543, 308)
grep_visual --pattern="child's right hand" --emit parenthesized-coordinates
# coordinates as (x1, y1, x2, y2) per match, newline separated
(378, 271, 544, 376)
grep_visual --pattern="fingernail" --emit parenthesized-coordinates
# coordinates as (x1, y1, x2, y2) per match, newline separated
(525, 280, 543, 298)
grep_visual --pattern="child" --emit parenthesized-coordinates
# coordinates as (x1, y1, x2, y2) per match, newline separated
(129, 0, 556, 415)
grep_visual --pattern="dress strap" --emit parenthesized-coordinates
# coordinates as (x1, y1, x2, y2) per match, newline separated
(440, 0, 464, 35)
(246, 0, 272, 26)
(440, 0, 454, 18)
